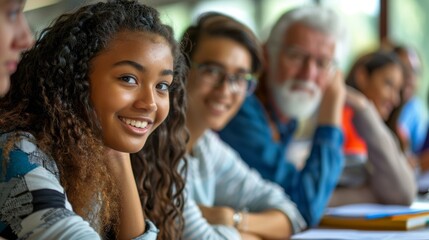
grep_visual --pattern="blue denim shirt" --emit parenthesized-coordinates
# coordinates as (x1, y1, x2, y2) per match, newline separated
(219, 95, 344, 227)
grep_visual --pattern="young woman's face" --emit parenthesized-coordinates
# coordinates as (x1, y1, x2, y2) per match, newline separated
(359, 63, 403, 120)
(186, 36, 252, 131)
(90, 31, 173, 153)
(0, 0, 33, 96)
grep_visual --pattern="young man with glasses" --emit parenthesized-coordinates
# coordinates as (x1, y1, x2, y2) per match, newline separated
(191, 62, 258, 95)
(219, 6, 346, 227)
(180, 12, 306, 240)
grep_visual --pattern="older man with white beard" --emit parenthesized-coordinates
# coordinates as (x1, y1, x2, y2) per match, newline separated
(218, 6, 346, 227)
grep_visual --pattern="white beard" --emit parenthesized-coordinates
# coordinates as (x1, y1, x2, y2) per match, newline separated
(269, 79, 322, 119)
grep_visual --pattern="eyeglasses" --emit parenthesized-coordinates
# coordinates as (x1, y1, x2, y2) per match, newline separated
(282, 47, 336, 74)
(192, 63, 257, 95)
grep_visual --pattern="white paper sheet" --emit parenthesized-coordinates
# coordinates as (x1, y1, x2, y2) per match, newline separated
(292, 228, 429, 240)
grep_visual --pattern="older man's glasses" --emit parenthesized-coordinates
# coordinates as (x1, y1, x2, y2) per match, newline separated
(193, 63, 257, 95)
(283, 47, 336, 74)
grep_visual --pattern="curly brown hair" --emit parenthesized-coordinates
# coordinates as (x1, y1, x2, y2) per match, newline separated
(0, 0, 188, 238)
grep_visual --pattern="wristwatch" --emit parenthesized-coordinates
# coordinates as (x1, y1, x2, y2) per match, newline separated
(233, 211, 243, 228)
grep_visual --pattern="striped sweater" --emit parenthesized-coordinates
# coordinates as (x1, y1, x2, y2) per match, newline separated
(0, 132, 158, 240)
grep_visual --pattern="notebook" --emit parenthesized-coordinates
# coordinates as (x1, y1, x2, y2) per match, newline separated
(320, 203, 429, 230)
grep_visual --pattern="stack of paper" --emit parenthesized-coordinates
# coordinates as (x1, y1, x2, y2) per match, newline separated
(320, 203, 429, 230)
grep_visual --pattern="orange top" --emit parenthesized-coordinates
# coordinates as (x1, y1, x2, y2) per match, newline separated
(342, 105, 368, 156)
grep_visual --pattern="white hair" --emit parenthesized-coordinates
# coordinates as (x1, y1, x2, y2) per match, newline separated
(266, 6, 346, 71)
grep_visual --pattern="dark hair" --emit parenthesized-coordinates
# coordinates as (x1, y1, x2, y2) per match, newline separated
(181, 12, 263, 77)
(346, 51, 407, 151)
(0, 0, 187, 238)
(392, 45, 422, 75)
(346, 50, 405, 89)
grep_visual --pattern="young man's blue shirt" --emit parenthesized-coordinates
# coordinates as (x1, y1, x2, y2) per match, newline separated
(218, 94, 344, 227)
(398, 96, 428, 153)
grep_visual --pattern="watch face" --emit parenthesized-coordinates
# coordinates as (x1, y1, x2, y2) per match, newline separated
(233, 211, 242, 227)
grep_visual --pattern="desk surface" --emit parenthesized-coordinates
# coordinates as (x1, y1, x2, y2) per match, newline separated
(291, 228, 429, 240)
(292, 198, 429, 239)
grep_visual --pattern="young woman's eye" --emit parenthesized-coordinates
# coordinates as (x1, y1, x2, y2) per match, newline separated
(7, 5, 21, 22)
(156, 82, 171, 92)
(8, 11, 18, 22)
(119, 75, 137, 84)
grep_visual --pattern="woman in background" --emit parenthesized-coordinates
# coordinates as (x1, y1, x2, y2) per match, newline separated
(330, 51, 417, 206)
(0, 0, 187, 239)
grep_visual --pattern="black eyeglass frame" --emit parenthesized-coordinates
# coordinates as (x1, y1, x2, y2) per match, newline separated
(191, 62, 258, 96)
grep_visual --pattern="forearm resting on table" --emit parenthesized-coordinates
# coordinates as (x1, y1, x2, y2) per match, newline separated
(240, 210, 292, 240)
(199, 205, 292, 239)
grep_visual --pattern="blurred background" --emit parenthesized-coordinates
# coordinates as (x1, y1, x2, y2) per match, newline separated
(24, 0, 429, 111)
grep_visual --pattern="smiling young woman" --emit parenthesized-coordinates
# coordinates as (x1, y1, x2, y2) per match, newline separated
(89, 31, 174, 154)
(0, 1, 187, 239)
(329, 50, 416, 207)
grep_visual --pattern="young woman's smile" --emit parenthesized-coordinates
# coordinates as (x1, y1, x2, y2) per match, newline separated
(90, 31, 173, 153)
